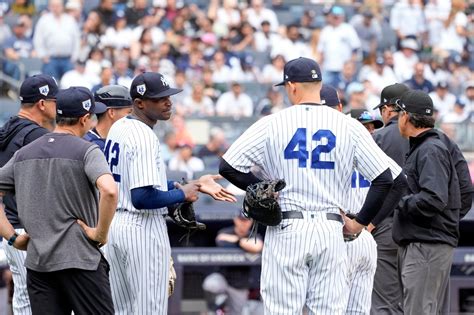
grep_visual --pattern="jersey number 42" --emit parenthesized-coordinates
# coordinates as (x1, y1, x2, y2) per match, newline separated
(104, 140, 121, 182)
(284, 128, 336, 169)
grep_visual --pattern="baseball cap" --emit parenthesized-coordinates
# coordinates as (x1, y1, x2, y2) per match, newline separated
(351, 109, 383, 129)
(275, 57, 322, 86)
(437, 81, 449, 89)
(56, 87, 107, 117)
(375, 55, 385, 65)
(373, 83, 409, 110)
(95, 85, 133, 109)
(400, 38, 419, 51)
(331, 5, 345, 16)
(19, 74, 59, 103)
(130, 72, 182, 100)
(394, 90, 434, 116)
(320, 84, 340, 106)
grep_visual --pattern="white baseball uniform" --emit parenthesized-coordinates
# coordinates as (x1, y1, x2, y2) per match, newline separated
(104, 117, 170, 315)
(223, 105, 399, 315)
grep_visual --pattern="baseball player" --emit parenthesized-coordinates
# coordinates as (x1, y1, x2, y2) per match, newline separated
(83, 85, 133, 150)
(0, 74, 58, 315)
(104, 72, 235, 314)
(220, 57, 401, 314)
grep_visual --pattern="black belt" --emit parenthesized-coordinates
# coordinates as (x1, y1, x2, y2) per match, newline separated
(117, 208, 167, 218)
(282, 211, 343, 224)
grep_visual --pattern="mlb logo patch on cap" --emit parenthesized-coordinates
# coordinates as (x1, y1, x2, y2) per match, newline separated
(39, 85, 49, 96)
(82, 99, 92, 111)
(136, 84, 146, 95)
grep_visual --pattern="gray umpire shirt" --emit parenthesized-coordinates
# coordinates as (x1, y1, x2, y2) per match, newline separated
(0, 133, 111, 272)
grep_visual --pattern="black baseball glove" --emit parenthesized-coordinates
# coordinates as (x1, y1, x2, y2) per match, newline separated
(243, 179, 286, 226)
(168, 201, 206, 231)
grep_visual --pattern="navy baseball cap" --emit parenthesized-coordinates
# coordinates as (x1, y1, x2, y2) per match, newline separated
(351, 109, 383, 129)
(275, 57, 322, 86)
(19, 74, 59, 103)
(320, 84, 340, 106)
(56, 87, 107, 117)
(394, 90, 434, 116)
(130, 72, 182, 100)
(373, 83, 409, 110)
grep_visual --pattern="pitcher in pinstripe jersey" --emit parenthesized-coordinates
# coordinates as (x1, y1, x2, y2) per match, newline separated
(220, 58, 402, 315)
(104, 72, 236, 315)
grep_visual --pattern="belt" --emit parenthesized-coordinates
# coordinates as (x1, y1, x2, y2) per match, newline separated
(116, 208, 167, 218)
(281, 211, 343, 224)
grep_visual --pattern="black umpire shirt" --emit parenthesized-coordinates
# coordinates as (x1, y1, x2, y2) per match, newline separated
(373, 116, 409, 167)
(392, 129, 462, 247)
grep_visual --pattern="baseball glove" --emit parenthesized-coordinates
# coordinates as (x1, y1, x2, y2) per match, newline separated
(168, 201, 206, 231)
(168, 257, 177, 297)
(243, 179, 286, 226)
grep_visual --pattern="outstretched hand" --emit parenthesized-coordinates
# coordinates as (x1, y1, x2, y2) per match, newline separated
(77, 220, 107, 247)
(198, 174, 237, 203)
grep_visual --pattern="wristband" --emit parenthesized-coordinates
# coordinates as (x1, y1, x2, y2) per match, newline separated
(7, 232, 19, 246)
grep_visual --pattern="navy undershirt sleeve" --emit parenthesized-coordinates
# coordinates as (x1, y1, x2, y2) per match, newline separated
(219, 158, 261, 190)
(131, 186, 185, 209)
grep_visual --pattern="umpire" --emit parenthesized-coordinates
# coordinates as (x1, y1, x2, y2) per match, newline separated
(393, 90, 462, 315)
(370, 83, 409, 314)
(0, 74, 58, 315)
(0, 86, 117, 314)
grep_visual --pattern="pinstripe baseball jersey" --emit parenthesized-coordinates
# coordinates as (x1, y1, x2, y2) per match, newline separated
(224, 105, 397, 212)
(105, 116, 168, 214)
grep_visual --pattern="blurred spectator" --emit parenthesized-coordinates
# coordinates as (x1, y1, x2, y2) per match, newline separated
(101, 11, 134, 50)
(33, 0, 80, 80)
(132, 9, 166, 46)
(172, 70, 191, 105)
(317, 6, 361, 87)
(92, 0, 116, 27)
(350, 8, 381, 61)
(393, 38, 420, 82)
(230, 22, 256, 52)
(424, 0, 450, 48)
(335, 60, 358, 95)
(91, 64, 115, 93)
(208, 0, 241, 33)
(113, 53, 133, 87)
(180, 82, 215, 117)
(235, 55, 260, 83)
(345, 82, 367, 110)
(11, 0, 35, 16)
(202, 214, 263, 315)
(125, 0, 149, 27)
(131, 27, 156, 60)
(171, 114, 195, 147)
(60, 60, 96, 89)
(78, 11, 103, 62)
(211, 50, 233, 84)
(365, 56, 397, 95)
(441, 98, 469, 123)
(261, 54, 285, 84)
(424, 55, 450, 86)
(196, 127, 227, 159)
(168, 144, 205, 179)
(429, 81, 456, 118)
(216, 82, 254, 118)
(272, 24, 312, 64)
(405, 61, 435, 93)
(202, 67, 222, 102)
(161, 131, 179, 165)
(460, 81, 474, 114)
(436, 0, 468, 60)
(254, 20, 281, 53)
(85, 49, 107, 79)
(0, 10, 12, 46)
(390, 0, 426, 45)
(255, 87, 285, 116)
(246, 0, 279, 32)
(297, 10, 316, 42)
(2, 18, 36, 80)
(65, 0, 83, 23)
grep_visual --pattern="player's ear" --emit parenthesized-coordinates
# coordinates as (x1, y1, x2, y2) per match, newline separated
(133, 98, 144, 109)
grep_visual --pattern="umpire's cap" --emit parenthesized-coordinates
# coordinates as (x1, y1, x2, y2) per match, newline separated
(56, 87, 107, 118)
(275, 57, 322, 86)
(394, 90, 434, 116)
(320, 84, 340, 107)
(19, 74, 59, 103)
(95, 85, 132, 109)
(373, 83, 409, 110)
(130, 72, 182, 100)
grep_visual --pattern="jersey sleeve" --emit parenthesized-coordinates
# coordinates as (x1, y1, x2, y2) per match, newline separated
(223, 116, 270, 173)
(351, 119, 396, 181)
(127, 129, 162, 190)
(84, 145, 112, 186)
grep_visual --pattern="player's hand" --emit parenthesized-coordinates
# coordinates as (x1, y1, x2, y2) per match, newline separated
(77, 220, 107, 247)
(367, 223, 376, 233)
(343, 216, 365, 235)
(13, 233, 30, 251)
(176, 182, 201, 202)
(197, 174, 237, 203)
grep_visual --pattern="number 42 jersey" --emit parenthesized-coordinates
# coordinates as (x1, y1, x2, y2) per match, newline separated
(223, 105, 397, 213)
(104, 116, 168, 214)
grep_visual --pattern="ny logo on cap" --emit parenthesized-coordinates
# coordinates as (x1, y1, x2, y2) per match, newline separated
(82, 99, 92, 111)
(39, 85, 49, 96)
(161, 76, 169, 87)
(426, 108, 432, 114)
(311, 70, 318, 79)
(137, 84, 146, 95)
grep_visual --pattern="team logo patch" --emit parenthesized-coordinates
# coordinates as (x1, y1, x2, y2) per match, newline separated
(426, 108, 432, 114)
(311, 69, 318, 79)
(82, 99, 92, 111)
(39, 85, 49, 96)
(321, 99, 326, 104)
(137, 84, 146, 95)
(160, 76, 169, 87)
(285, 74, 288, 79)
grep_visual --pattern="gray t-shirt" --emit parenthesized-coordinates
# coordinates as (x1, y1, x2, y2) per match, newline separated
(0, 133, 111, 272)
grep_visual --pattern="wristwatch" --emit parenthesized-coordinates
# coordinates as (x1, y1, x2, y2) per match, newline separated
(7, 232, 19, 246)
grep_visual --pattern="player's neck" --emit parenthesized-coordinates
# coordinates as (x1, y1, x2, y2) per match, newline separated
(130, 110, 156, 128)
(54, 125, 82, 137)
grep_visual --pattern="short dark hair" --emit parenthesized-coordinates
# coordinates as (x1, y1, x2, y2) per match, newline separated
(56, 116, 80, 126)
(407, 112, 435, 128)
